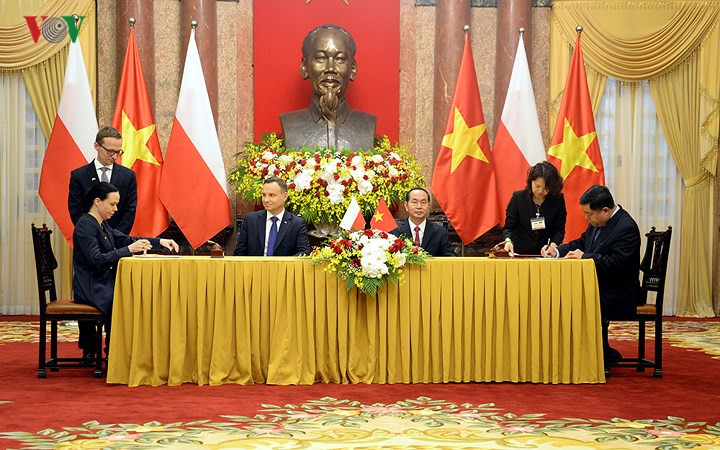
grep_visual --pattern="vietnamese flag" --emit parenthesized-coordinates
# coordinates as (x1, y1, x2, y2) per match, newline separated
(158, 28, 231, 249)
(112, 27, 169, 237)
(431, 33, 501, 245)
(39, 39, 97, 244)
(547, 32, 604, 240)
(369, 198, 395, 232)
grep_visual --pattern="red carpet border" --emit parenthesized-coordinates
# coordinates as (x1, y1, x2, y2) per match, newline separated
(0, 318, 719, 448)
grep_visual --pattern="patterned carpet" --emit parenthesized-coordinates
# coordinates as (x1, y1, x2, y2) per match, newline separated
(1, 319, 719, 449)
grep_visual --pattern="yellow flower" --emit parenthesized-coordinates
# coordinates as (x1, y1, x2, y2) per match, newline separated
(613, 422, 651, 429)
(680, 434, 720, 445)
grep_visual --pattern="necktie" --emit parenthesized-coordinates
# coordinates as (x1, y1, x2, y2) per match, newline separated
(414, 225, 421, 246)
(266, 216, 279, 256)
(593, 227, 602, 245)
(100, 167, 110, 183)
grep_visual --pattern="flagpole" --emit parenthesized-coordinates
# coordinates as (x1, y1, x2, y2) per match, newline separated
(461, 23, 469, 259)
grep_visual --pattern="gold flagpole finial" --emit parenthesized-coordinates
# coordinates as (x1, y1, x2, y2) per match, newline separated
(576, 25, 583, 35)
(519, 27, 525, 35)
(463, 24, 470, 32)
(128, 17, 135, 27)
(191, 20, 198, 29)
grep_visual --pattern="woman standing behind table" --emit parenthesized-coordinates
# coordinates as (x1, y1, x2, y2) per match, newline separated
(502, 161, 566, 255)
(72, 182, 178, 358)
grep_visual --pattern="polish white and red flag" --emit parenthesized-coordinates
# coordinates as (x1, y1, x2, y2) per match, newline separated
(339, 195, 365, 231)
(493, 33, 545, 223)
(158, 28, 231, 249)
(38, 39, 98, 243)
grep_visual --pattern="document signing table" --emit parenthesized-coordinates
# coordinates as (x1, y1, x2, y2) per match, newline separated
(107, 257, 605, 386)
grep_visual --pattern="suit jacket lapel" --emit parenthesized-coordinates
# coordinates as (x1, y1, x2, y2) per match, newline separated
(257, 211, 267, 251)
(421, 222, 433, 248)
(102, 221, 115, 249)
(398, 220, 411, 239)
(85, 162, 99, 183)
(274, 211, 292, 252)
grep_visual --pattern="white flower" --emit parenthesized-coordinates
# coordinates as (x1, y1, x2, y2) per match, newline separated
(372, 154, 384, 163)
(351, 155, 362, 167)
(395, 252, 407, 267)
(321, 160, 338, 175)
(327, 182, 345, 204)
(262, 151, 274, 160)
(293, 171, 313, 191)
(350, 166, 366, 182)
(278, 154, 293, 165)
(388, 167, 399, 177)
(357, 179, 373, 195)
(365, 169, 376, 181)
(267, 164, 277, 174)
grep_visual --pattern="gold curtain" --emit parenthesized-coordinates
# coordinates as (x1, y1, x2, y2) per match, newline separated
(550, 0, 720, 317)
(0, 0, 96, 139)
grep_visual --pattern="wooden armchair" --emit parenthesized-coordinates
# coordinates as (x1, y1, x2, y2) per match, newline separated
(31, 224, 103, 378)
(608, 226, 672, 378)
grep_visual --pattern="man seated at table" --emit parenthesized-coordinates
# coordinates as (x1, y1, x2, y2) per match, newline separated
(390, 187, 456, 257)
(234, 177, 311, 256)
(542, 185, 642, 365)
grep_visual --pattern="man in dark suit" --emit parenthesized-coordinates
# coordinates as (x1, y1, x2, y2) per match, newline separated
(391, 187, 457, 257)
(67, 126, 137, 362)
(234, 177, 311, 256)
(544, 185, 642, 364)
(68, 126, 137, 234)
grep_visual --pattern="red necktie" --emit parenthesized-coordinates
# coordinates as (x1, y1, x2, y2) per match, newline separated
(414, 226, 421, 246)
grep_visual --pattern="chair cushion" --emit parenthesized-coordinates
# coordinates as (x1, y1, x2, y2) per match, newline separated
(636, 304, 657, 315)
(46, 299, 102, 315)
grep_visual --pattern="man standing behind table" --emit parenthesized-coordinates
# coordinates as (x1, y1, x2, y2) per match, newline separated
(68, 126, 137, 234)
(390, 187, 457, 257)
(234, 177, 311, 256)
(68, 126, 137, 363)
(543, 185, 642, 365)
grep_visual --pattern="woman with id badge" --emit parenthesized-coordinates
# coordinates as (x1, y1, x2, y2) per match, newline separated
(502, 161, 567, 255)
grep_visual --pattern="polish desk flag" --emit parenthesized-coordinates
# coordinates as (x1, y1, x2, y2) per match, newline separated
(38, 39, 97, 243)
(339, 195, 365, 231)
(113, 27, 169, 237)
(369, 198, 396, 233)
(547, 31, 604, 240)
(158, 28, 231, 249)
(493, 32, 546, 222)
(431, 33, 502, 244)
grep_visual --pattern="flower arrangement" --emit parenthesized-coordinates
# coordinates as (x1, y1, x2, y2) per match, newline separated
(310, 229, 428, 296)
(229, 133, 426, 226)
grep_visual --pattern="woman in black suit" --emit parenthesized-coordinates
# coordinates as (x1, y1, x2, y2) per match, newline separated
(72, 182, 178, 358)
(502, 161, 566, 255)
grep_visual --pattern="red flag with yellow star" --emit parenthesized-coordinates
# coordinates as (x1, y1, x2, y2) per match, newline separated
(431, 34, 501, 245)
(369, 198, 395, 232)
(112, 27, 169, 237)
(547, 33, 604, 240)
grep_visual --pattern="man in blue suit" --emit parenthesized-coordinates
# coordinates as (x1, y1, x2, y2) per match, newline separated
(234, 177, 311, 256)
(391, 187, 457, 257)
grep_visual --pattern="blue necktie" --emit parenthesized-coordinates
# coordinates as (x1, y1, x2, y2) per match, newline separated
(266, 216, 278, 256)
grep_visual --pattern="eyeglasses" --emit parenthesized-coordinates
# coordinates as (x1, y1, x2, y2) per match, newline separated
(97, 142, 123, 157)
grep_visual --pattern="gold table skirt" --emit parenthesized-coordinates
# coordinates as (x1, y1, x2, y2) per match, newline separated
(107, 257, 605, 386)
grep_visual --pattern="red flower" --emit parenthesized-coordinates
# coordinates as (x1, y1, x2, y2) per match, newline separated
(379, 231, 388, 239)
(412, 247, 419, 254)
(333, 173, 340, 180)
(363, 175, 369, 180)
(333, 246, 342, 255)
(363, 229, 374, 237)
(289, 183, 296, 189)
(314, 164, 321, 171)
(352, 258, 361, 267)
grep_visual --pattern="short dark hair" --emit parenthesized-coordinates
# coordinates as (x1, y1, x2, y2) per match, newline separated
(579, 185, 615, 210)
(526, 161, 563, 197)
(96, 126, 121, 145)
(264, 177, 288, 193)
(405, 187, 430, 202)
(302, 24, 356, 61)
(82, 182, 119, 212)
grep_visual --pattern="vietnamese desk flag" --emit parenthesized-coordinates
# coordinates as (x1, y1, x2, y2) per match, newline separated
(493, 32, 545, 222)
(431, 33, 501, 245)
(547, 31, 604, 240)
(158, 28, 231, 249)
(39, 39, 97, 244)
(112, 27, 169, 237)
(369, 198, 396, 233)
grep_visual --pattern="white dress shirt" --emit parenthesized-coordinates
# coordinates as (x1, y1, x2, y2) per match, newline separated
(408, 219, 427, 245)
(264, 209, 285, 256)
(94, 159, 113, 182)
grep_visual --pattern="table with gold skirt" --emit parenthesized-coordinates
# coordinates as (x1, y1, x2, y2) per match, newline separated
(107, 257, 605, 386)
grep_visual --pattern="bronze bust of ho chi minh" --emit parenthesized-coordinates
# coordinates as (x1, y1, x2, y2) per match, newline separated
(280, 24, 377, 151)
